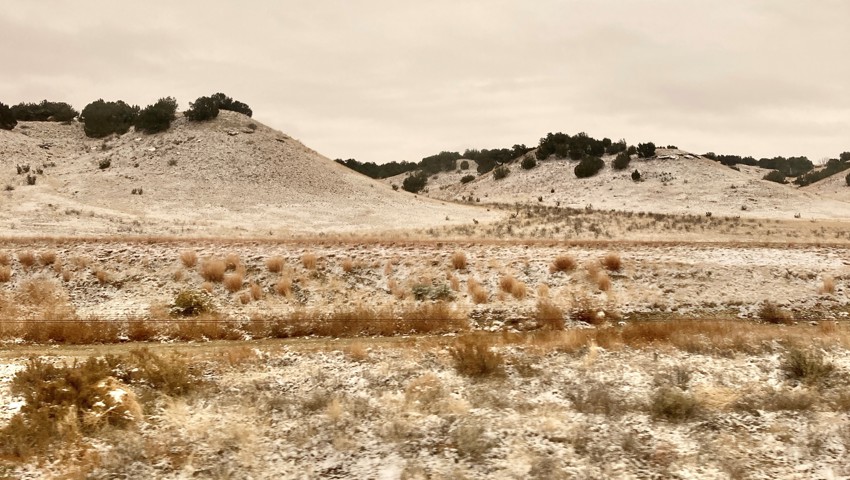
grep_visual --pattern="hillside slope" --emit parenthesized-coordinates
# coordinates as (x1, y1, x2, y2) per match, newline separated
(390, 149, 850, 219)
(0, 112, 496, 236)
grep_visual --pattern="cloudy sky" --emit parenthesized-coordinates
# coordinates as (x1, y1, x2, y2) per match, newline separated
(2, 1, 848, 164)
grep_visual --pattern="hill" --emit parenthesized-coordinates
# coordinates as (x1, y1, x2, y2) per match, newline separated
(388, 149, 850, 219)
(0, 112, 496, 237)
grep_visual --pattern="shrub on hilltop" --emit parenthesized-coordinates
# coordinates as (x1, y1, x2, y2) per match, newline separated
(574, 156, 604, 178)
(402, 171, 428, 193)
(0, 102, 16, 130)
(210, 92, 253, 117)
(79, 99, 139, 138)
(612, 151, 631, 170)
(11, 100, 78, 122)
(637, 142, 656, 158)
(521, 155, 537, 170)
(185, 96, 220, 121)
(134, 97, 178, 134)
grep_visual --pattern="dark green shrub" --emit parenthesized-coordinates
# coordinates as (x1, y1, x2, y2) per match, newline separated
(631, 170, 641, 181)
(763, 170, 787, 184)
(134, 97, 178, 134)
(11, 100, 78, 122)
(574, 156, 604, 178)
(845, 171, 850, 186)
(521, 156, 537, 170)
(637, 142, 656, 158)
(98, 159, 111, 170)
(171, 289, 213, 316)
(627, 145, 637, 156)
(80, 100, 139, 138)
(461, 174, 475, 184)
(0, 102, 16, 130)
(402, 171, 428, 193)
(185, 96, 220, 121)
(459, 160, 470, 170)
(493, 165, 510, 180)
(210, 92, 252, 117)
(613, 152, 631, 170)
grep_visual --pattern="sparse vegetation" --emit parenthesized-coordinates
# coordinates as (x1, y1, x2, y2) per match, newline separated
(450, 334, 504, 377)
(780, 347, 834, 385)
(179, 250, 197, 268)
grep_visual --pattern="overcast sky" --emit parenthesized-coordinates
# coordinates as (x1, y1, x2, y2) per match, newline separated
(2, 1, 848, 164)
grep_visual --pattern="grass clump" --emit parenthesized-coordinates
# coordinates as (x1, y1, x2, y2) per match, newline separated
(649, 387, 700, 422)
(550, 255, 577, 273)
(780, 347, 834, 385)
(450, 334, 504, 378)
(302, 252, 318, 270)
(200, 258, 226, 282)
(758, 301, 793, 324)
(266, 256, 285, 273)
(535, 300, 564, 330)
(17, 250, 35, 269)
(179, 250, 197, 268)
(451, 251, 468, 270)
(223, 272, 243, 293)
(601, 252, 622, 272)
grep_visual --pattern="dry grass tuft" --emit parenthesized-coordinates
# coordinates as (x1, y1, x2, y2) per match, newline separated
(341, 257, 355, 274)
(0, 265, 10, 283)
(225, 254, 241, 271)
(239, 291, 252, 304)
(450, 334, 504, 377)
(536, 300, 565, 330)
(758, 301, 792, 324)
(266, 256, 285, 273)
(179, 250, 197, 268)
(201, 281, 214, 293)
(302, 252, 318, 270)
(223, 272, 244, 293)
(821, 276, 835, 294)
(499, 274, 518, 293)
(511, 280, 528, 299)
(275, 275, 293, 297)
(650, 387, 700, 422)
(172, 269, 185, 282)
(38, 250, 57, 266)
(550, 255, 577, 273)
(61, 269, 72, 282)
(467, 279, 489, 304)
(250, 282, 263, 300)
(17, 250, 36, 269)
(200, 258, 227, 282)
(601, 252, 622, 272)
(0, 251, 9, 266)
(451, 251, 468, 270)
(571, 295, 607, 325)
(596, 271, 611, 291)
(94, 268, 110, 285)
(780, 347, 834, 385)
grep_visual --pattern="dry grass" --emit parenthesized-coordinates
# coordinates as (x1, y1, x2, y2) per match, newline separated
(38, 250, 57, 266)
(550, 254, 577, 273)
(239, 291, 252, 304)
(571, 295, 607, 325)
(0, 265, 10, 283)
(275, 275, 293, 297)
(225, 253, 240, 271)
(758, 301, 792, 324)
(0, 251, 9, 266)
(94, 268, 110, 285)
(61, 269, 72, 282)
(448, 273, 460, 291)
(510, 280, 527, 299)
(596, 271, 612, 291)
(302, 252, 318, 270)
(266, 256, 285, 273)
(601, 252, 622, 272)
(450, 334, 504, 377)
(179, 250, 197, 268)
(341, 257, 355, 274)
(780, 347, 834, 385)
(467, 279, 489, 304)
(223, 272, 244, 293)
(201, 281, 214, 293)
(499, 274, 517, 293)
(535, 299, 565, 330)
(172, 269, 185, 282)
(250, 282, 263, 300)
(451, 251, 468, 270)
(821, 276, 835, 294)
(200, 258, 227, 282)
(17, 250, 36, 269)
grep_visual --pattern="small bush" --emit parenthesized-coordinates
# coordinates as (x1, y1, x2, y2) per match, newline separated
(200, 258, 226, 282)
(450, 335, 504, 377)
(521, 156, 537, 170)
(763, 170, 787, 184)
(179, 250, 197, 268)
(612, 152, 631, 170)
(758, 301, 792, 324)
(780, 347, 834, 385)
(601, 252, 622, 272)
(459, 160, 470, 170)
(493, 165, 510, 180)
(632, 170, 641, 181)
(451, 251, 467, 270)
(402, 171, 428, 193)
(650, 387, 699, 422)
(550, 255, 577, 273)
(171, 289, 213, 316)
(637, 142, 656, 158)
(574, 156, 604, 178)
(460, 174, 476, 184)
(185, 95, 220, 121)
(98, 158, 111, 169)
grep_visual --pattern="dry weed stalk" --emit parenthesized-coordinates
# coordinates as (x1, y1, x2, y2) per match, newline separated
(450, 334, 504, 377)
(341, 257, 355, 274)
(250, 282, 263, 300)
(201, 281, 214, 293)
(596, 272, 611, 291)
(94, 268, 110, 285)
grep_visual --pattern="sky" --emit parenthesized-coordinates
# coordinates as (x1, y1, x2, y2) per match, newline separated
(1, 0, 848, 164)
